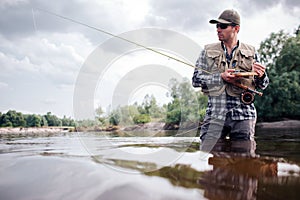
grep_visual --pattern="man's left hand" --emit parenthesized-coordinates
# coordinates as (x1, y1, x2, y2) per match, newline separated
(253, 62, 266, 78)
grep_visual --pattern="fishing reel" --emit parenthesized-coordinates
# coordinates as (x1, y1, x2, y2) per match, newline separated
(240, 91, 255, 105)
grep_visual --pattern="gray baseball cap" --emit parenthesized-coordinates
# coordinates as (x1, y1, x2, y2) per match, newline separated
(209, 9, 240, 25)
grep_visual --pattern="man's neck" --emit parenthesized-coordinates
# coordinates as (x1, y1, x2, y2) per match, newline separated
(222, 39, 239, 55)
(224, 39, 238, 49)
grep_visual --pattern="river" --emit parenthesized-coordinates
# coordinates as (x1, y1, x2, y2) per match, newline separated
(0, 130, 300, 200)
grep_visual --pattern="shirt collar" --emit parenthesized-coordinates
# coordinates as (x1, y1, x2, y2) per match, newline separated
(222, 40, 239, 62)
(221, 40, 240, 52)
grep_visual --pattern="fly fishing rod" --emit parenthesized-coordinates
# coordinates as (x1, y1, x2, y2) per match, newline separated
(35, 8, 201, 71)
(36, 8, 263, 103)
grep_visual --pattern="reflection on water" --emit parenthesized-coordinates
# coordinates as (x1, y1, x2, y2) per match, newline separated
(200, 150, 278, 200)
(0, 132, 300, 200)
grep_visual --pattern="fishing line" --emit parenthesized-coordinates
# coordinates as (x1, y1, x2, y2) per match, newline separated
(31, 8, 38, 33)
(34, 8, 212, 73)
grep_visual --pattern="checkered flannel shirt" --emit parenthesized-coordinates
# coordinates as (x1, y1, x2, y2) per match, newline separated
(192, 44, 269, 121)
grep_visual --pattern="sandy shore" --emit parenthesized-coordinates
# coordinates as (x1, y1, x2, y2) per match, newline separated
(0, 127, 72, 137)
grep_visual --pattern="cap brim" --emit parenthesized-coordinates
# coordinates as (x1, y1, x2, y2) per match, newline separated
(209, 19, 231, 24)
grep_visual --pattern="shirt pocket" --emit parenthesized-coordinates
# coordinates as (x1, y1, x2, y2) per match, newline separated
(238, 49, 255, 71)
(206, 50, 225, 73)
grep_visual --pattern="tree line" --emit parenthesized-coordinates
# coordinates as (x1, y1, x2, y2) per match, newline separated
(97, 78, 208, 128)
(73, 77, 207, 130)
(0, 110, 75, 128)
(0, 77, 207, 128)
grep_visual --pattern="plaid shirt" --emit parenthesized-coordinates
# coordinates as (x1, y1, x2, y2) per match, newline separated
(192, 43, 269, 120)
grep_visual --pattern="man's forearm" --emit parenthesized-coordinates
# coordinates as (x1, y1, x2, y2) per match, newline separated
(192, 69, 223, 88)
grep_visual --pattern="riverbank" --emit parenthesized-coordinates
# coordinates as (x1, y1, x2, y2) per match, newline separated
(255, 119, 300, 136)
(0, 120, 299, 136)
(0, 127, 74, 137)
(256, 120, 300, 129)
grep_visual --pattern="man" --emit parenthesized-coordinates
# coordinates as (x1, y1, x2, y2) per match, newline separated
(192, 9, 269, 152)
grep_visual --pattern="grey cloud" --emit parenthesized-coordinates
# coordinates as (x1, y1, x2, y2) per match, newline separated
(0, 2, 36, 38)
(0, 0, 119, 44)
(0, 1, 70, 38)
(144, 0, 221, 30)
(144, 0, 299, 31)
(285, 0, 300, 7)
(1, 0, 299, 40)
(237, 0, 300, 18)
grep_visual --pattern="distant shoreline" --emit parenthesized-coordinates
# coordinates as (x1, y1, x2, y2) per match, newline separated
(0, 127, 74, 137)
(0, 120, 299, 136)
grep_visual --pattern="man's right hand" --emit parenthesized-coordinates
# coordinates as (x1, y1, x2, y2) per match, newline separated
(221, 69, 239, 84)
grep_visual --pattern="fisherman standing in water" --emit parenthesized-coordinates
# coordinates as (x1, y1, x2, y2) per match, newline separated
(192, 9, 269, 152)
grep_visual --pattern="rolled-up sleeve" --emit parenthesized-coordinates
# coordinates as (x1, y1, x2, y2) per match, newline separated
(255, 73, 269, 90)
(192, 50, 222, 88)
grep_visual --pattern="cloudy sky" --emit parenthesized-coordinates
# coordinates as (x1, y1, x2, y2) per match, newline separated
(0, 0, 299, 118)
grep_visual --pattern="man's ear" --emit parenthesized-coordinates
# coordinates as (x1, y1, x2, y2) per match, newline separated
(235, 25, 240, 33)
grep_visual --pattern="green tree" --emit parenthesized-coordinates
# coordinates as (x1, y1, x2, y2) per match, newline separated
(258, 30, 289, 67)
(125, 104, 140, 124)
(106, 95, 166, 126)
(140, 94, 151, 114)
(108, 109, 121, 126)
(25, 114, 41, 127)
(111, 105, 139, 126)
(61, 115, 75, 126)
(133, 114, 151, 124)
(44, 112, 62, 126)
(149, 95, 165, 119)
(95, 107, 106, 125)
(165, 78, 207, 125)
(256, 27, 300, 120)
(139, 94, 164, 119)
(165, 98, 181, 124)
(0, 113, 13, 127)
(0, 110, 26, 127)
(41, 116, 48, 127)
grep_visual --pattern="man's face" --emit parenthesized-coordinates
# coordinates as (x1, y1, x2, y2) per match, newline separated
(216, 23, 239, 42)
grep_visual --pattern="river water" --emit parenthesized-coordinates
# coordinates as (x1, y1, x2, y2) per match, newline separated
(0, 130, 300, 200)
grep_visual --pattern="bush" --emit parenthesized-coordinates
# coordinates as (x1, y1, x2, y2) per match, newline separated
(133, 114, 151, 124)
